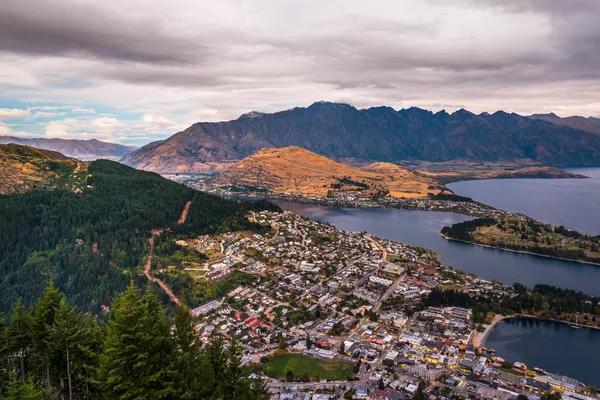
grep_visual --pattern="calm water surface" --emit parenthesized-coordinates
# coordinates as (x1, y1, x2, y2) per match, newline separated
(448, 168, 600, 235)
(273, 201, 600, 295)
(484, 317, 600, 387)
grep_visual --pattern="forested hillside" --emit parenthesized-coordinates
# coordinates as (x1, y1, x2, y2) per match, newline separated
(0, 284, 270, 399)
(0, 159, 276, 314)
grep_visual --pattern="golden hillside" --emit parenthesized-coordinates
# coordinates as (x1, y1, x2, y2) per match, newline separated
(0, 143, 88, 194)
(210, 146, 449, 198)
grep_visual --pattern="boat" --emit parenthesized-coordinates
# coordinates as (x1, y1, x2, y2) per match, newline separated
(571, 314, 582, 329)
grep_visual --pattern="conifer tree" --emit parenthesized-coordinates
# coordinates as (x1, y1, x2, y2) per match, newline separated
(205, 335, 227, 399)
(97, 285, 148, 399)
(30, 282, 64, 390)
(173, 304, 214, 399)
(0, 313, 8, 384)
(224, 337, 251, 399)
(140, 287, 175, 399)
(7, 300, 32, 382)
(1, 377, 48, 400)
(45, 298, 83, 400)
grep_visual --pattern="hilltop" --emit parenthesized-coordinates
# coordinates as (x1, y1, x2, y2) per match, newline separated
(0, 136, 136, 161)
(0, 136, 137, 161)
(122, 102, 600, 173)
(209, 146, 449, 198)
(0, 143, 88, 194)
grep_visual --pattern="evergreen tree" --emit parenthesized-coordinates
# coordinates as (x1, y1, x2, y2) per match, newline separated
(250, 375, 271, 400)
(0, 313, 8, 384)
(30, 282, 64, 391)
(224, 337, 251, 399)
(98, 285, 163, 400)
(1, 377, 48, 400)
(205, 335, 227, 399)
(140, 287, 175, 399)
(7, 300, 32, 382)
(172, 304, 214, 399)
(45, 298, 84, 400)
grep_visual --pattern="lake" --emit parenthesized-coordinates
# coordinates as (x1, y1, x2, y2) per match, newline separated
(448, 168, 600, 235)
(273, 201, 600, 295)
(484, 317, 600, 387)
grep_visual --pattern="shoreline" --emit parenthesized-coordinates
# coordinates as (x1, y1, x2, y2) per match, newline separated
(475, 314, 600, 349)
(440, 234, 600, 267)
(474, 314, 507, 348)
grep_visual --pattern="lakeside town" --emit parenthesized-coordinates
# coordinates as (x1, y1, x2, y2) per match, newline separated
(165, 173, 522, 219)
(162, 209, 598, 400)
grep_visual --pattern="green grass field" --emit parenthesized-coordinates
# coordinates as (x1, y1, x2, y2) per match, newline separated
(264, 353, 355, 381)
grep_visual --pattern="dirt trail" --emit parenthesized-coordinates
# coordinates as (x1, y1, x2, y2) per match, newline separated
(144, 234, 181, 306)
(140, 201, 195, 312)
(178, 201, 192, 224)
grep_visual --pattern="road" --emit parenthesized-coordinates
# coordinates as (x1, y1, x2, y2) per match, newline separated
(374, 274, 404, 311)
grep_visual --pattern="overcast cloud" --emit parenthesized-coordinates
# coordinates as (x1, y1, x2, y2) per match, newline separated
(0, 0, 599, 144)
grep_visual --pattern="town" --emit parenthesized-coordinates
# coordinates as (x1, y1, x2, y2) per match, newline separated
(163, 209, 595, 400)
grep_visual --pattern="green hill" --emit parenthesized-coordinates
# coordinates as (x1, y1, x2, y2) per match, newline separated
(0, 157, 276, 314)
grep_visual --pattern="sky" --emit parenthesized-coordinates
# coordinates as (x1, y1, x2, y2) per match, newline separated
(1, 0, 599, 146)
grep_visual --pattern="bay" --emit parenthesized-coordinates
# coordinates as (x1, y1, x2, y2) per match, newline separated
(448, 168, 600, 235)
(484, 317, 600, 387)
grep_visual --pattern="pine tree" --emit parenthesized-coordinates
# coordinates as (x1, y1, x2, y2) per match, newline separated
(173, 304, 214, 399)
(224, 337, 251, 399)
(30, 282, 64, 391)
(97, 285, 149, 400)
(1, 377, 48, 400)
(45, 298, 84, 400)
(140, 287, 175, 399)
(205, 335, 227, 399)
(7, 300, 32, 382)
(0, 313, 9, 384)
(76, 314, 103, 398)
(250, 374, 271, 400)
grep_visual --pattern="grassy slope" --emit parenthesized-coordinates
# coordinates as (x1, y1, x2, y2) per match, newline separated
(0, 143, 88, 194)
(211, 146, 448, 198)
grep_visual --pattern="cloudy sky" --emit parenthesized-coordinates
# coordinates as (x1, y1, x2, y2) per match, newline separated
(1, 0, 599, 145)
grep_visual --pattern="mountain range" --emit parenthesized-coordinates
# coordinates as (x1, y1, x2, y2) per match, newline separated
(122, 102, 600, 173)
(0, 136, 136, 161)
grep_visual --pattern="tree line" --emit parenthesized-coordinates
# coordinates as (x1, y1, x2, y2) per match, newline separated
(425, 283, 600, 324)
(0, 283, 270, 400)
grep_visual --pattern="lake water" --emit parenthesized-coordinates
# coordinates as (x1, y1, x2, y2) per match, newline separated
(484, 317, 600, 387)
(448, 168, 600, 235)
(273, 201, 600, 295)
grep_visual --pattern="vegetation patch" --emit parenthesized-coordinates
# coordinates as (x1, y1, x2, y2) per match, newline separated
(264, 353, 355, 381)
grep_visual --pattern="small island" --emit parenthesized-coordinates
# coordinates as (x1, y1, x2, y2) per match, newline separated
(441, 217, 600, 265)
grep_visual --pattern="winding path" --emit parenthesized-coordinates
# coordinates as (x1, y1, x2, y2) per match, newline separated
(143, 235, 181, 305)
(143, 201, 194, 307)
